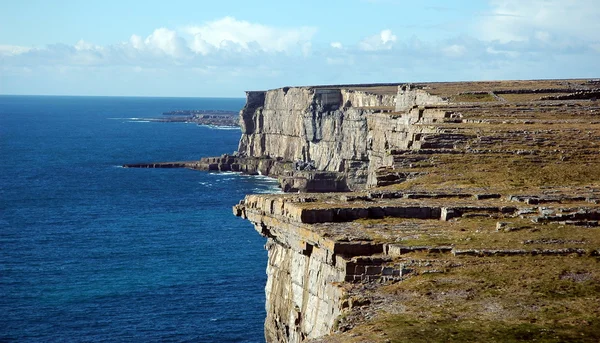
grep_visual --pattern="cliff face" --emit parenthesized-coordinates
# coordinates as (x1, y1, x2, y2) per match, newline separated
(236, 85, 463, 190)
(241, 198, 348, 343)
(237, 87, 395, 189)
(235, 194, 395, 343)
(235, 80, 600, 343)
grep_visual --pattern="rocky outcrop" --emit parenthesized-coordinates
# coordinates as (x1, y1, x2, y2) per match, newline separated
(238, 201, 348, 343)
(394, 84, 448, 111)
(234, 193, 401, 342)
(236, 189, 600, 342)
(233, 79, 600, 343)
(237, 87, 395, 190)
(127, 79, 600, 342)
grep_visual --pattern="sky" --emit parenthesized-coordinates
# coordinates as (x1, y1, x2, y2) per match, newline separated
(1, 0, 599, 97)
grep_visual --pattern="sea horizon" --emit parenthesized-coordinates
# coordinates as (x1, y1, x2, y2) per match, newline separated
(1, 95, 270, 342)
(0, 94, 246, 100)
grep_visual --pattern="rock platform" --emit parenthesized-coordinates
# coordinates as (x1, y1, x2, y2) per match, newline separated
(126, 79, 600, 342)
(231, 79, 600, 342)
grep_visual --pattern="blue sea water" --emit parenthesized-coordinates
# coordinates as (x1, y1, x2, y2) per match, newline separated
(0, 96, 275, 342)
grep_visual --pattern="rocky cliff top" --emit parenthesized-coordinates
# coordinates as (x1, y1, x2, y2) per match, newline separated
(235, 79, 600, 342)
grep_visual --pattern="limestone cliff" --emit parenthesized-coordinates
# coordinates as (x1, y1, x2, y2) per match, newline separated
(237, 87, 395, 190)
(128, 80, 600, 342)
(234, 79, 600, 343)
(235, 196, 348, 342)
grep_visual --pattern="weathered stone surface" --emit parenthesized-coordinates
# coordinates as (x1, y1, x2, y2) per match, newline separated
(131, 79, 600, 342)
(395, 84, 448, 111)
(236, 87, 401, 190)
(264, 240, 346, 343)
(230, 79, 600, 343)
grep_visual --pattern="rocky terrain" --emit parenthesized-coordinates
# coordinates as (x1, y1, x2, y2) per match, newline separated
(126, 109, 239, 126)
(126, 79, 600, 342)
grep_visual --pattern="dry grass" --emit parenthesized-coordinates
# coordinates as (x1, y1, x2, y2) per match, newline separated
(327, 89, 600, 342)
(405, 154, 600, 193)
(291, 79, 600, 343)
(423, 79, 589, 98)
(386, 113, 600, 193)
(343, 254, 600, 342)
(499, 93, 571, 102)
(451, 93, 497, 102)
(354, 216, 600, 250)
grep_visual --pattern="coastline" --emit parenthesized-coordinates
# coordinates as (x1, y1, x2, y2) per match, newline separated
(125, 79, 600, 343)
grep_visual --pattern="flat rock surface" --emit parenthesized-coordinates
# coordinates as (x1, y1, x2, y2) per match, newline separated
(237, 80, 600, 342)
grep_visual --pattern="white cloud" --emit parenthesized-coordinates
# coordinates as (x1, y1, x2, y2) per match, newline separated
(2, 10, 599, 97)
(479, 0, 600, 43)
(442, 44, 466, 57)
(0, 45, 31, 56)
(129, 35, 144, 50)
(359, 29, 397, 51)
(140, 28, 189, 58)
(74, 40, 99, 51)
(380, 29, 397, 44)
(184, 17, 316, 54)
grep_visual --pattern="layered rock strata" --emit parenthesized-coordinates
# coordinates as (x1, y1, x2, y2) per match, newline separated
(128, 79, 600, 342)
(233, 79, 600, 343)
(237, 87, 396, 190)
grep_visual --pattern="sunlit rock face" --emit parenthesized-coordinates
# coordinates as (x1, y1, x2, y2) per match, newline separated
(237, 87, 396, 190)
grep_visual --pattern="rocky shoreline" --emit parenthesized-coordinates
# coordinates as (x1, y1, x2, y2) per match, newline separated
(127, 109, 239, 127)
(126, 79, 600, 342)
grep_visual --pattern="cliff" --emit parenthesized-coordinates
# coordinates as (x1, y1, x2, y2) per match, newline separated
(234, 79, 600, 342)
(126, 80, 600, 342)
(237, 86, 396, 190)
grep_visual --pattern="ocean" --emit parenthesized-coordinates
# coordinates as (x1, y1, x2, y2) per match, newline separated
(0, 95, 276, 342)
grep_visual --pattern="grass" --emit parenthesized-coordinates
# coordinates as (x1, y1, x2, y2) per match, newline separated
(500, 93, 571, 102)
(373, 316, 600, 342)
(423, 79, 589, 98)
(383, 254, 599, 342)
(253, 79, 600, 343)
(386, 156, 600, 194)
(384, 117, 600, 193)
(451, 93, 497, 102)
(353, 214, 600, 250)
(333, 254, 600, 342)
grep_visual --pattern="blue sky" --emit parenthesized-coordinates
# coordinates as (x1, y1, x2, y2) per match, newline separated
(1, 0, 599, 97)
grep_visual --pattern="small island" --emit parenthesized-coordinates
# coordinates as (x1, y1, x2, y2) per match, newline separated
(130, 109, 239, 127)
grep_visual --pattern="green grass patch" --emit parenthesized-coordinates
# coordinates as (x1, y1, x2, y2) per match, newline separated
(451, 93, 496, 102)
(376, 316, 600, 343)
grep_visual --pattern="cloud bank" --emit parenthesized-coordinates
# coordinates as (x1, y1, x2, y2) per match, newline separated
(1, 3, 599, 96)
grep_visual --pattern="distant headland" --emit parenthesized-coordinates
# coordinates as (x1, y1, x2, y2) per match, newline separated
(128, 109, 239, 127)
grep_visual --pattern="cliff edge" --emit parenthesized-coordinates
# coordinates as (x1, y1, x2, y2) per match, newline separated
(234, 79, 600, 342)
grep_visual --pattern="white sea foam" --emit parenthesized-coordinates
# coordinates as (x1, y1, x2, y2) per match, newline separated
(108, 117, 149, 120)
(206, 171, 282, 192)
(209, 171, 237, 176)
(252, 187, 283, 194)
(199, 124, 240, 130)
